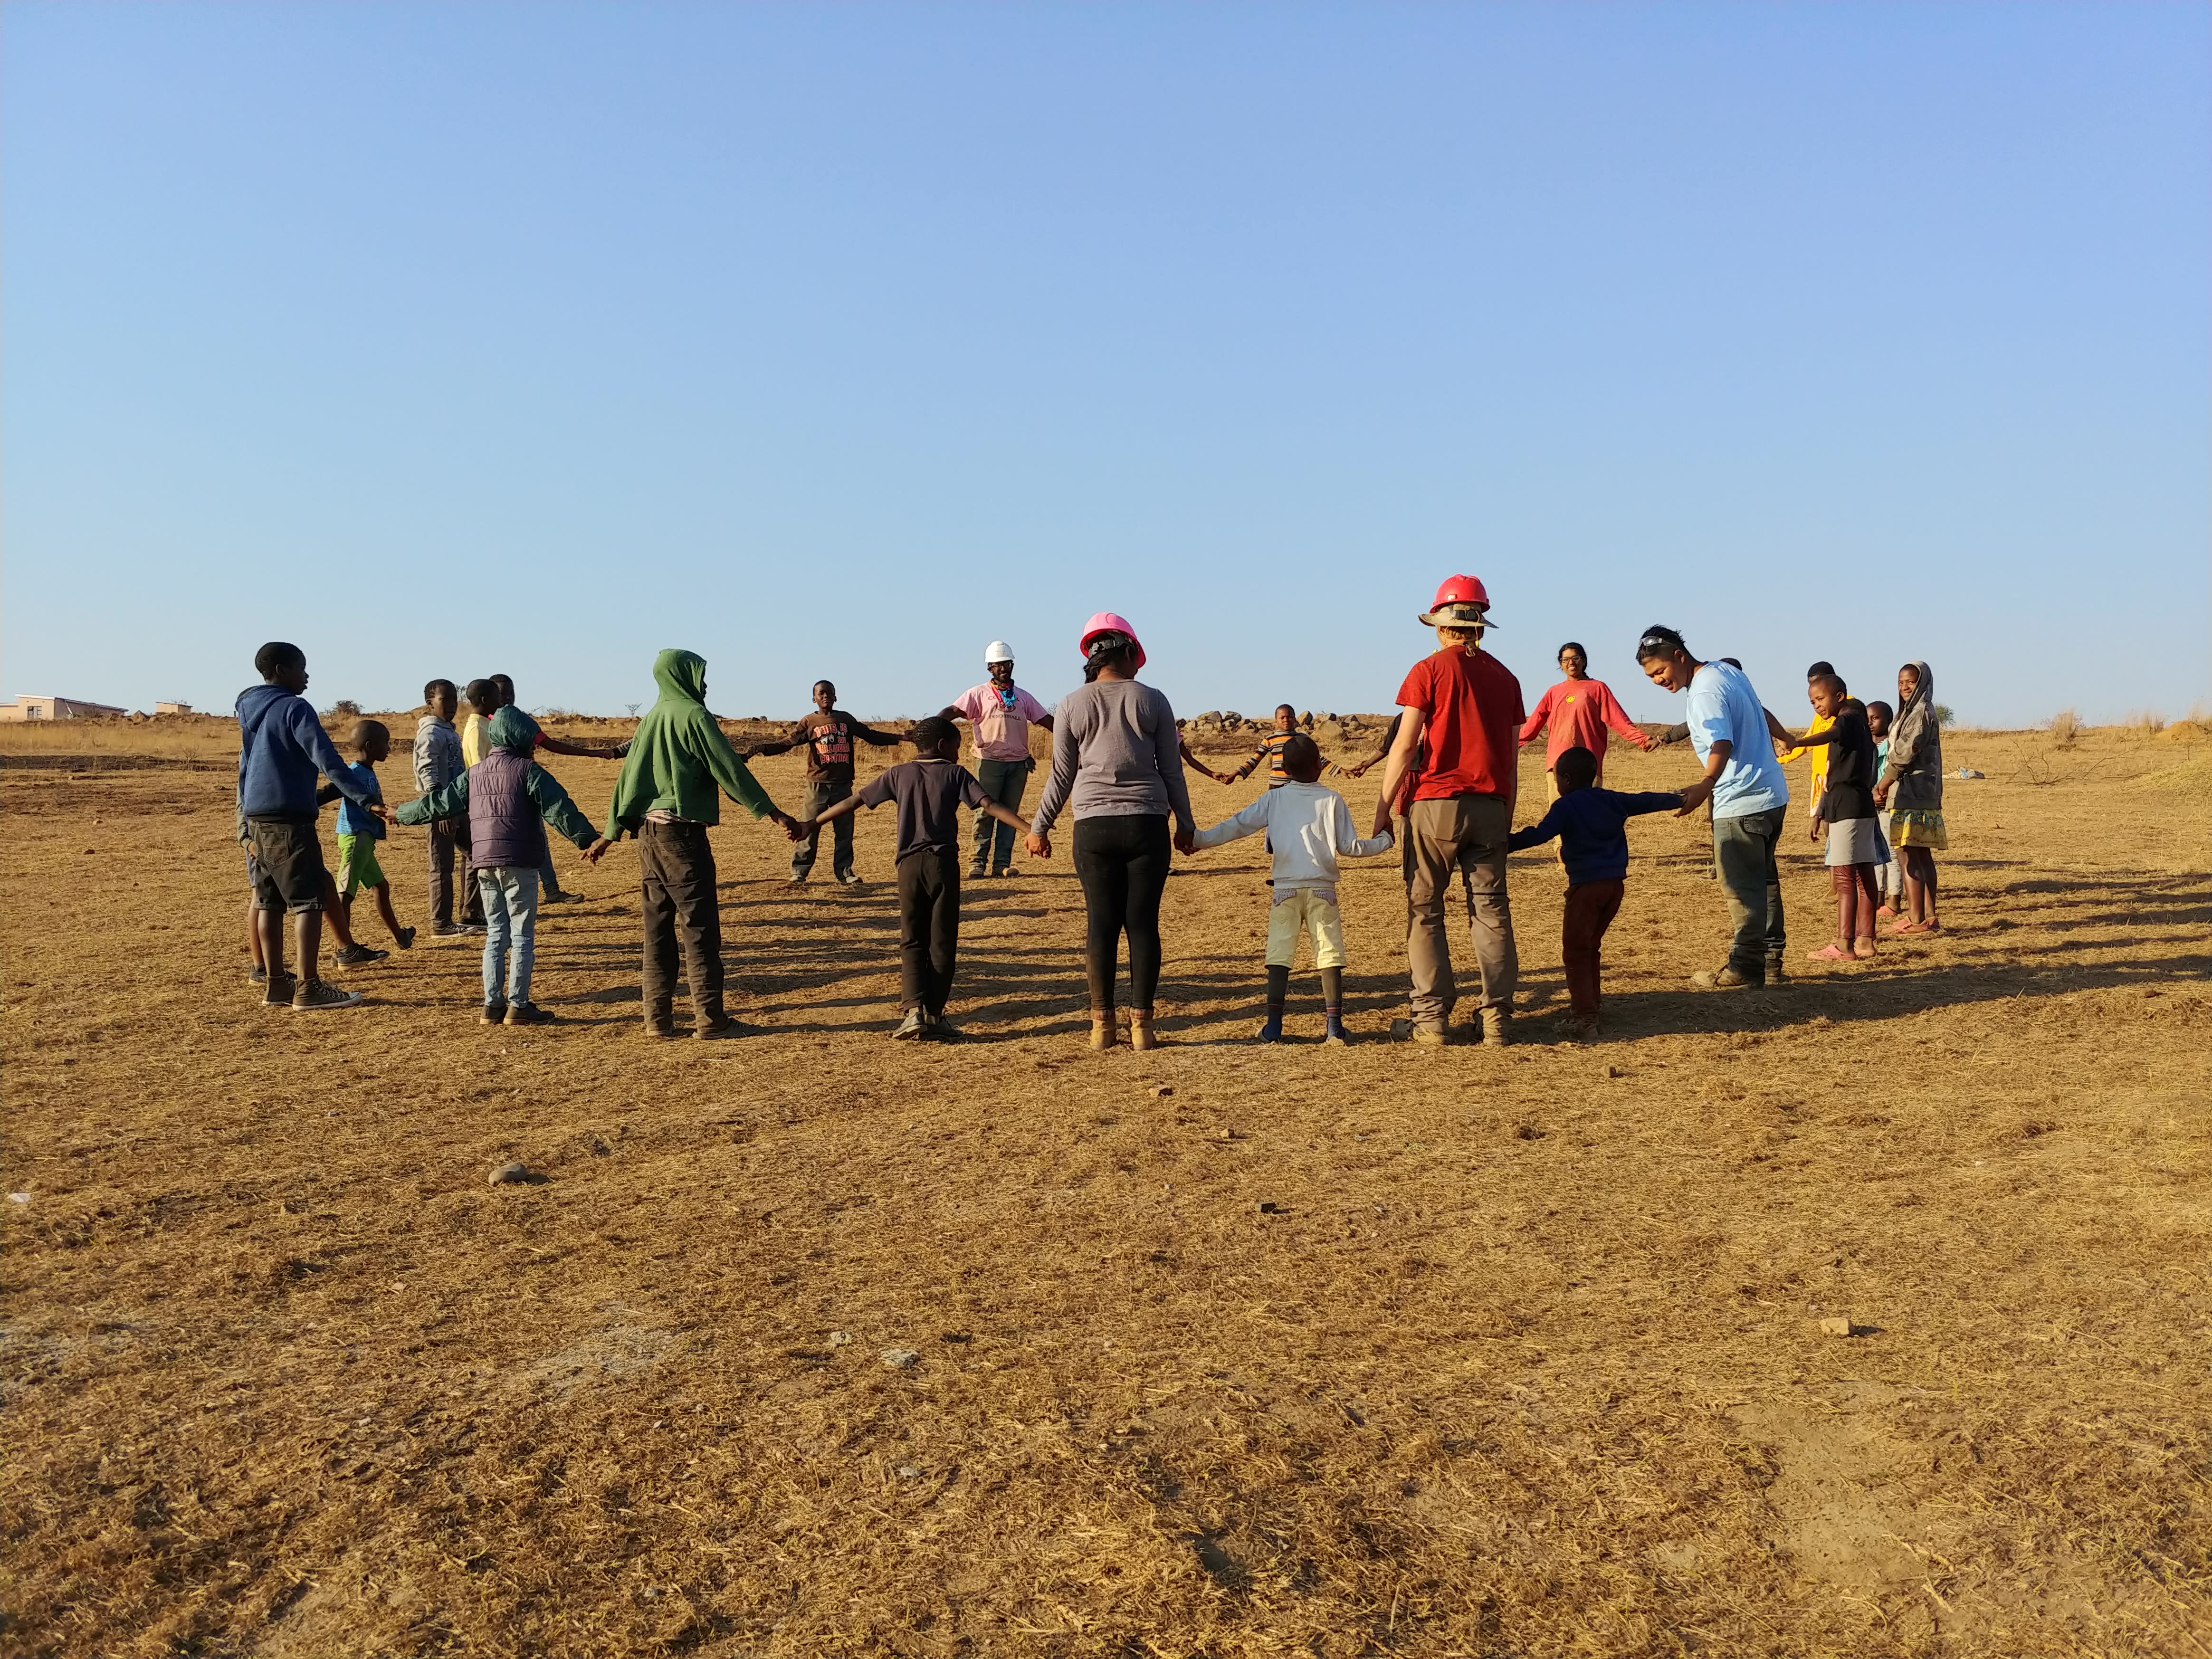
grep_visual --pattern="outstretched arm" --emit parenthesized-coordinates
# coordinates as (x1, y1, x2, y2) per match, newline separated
(1598, 685, 1654, 750)
(395, 773, 471, 827)
(1189, 793, 1274, 852)
(1506, 802, 1566, 854)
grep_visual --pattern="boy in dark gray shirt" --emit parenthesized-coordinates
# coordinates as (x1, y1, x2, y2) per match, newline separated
(802, 718, 1031, 1041)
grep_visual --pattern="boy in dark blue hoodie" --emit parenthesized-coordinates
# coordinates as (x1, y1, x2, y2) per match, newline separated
(1507, 746, 1685, 1037)
(236, 641, 384, 1011)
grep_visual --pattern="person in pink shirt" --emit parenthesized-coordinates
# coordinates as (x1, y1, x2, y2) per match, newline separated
(940, 640, 1055, 878)
(1519, 641, 1654, 798)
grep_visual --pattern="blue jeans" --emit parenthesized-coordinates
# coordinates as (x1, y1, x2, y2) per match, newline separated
(971, 757, 1031, 873)
(1713, 808, 1787, 980)
(477, 866, 540, 1005)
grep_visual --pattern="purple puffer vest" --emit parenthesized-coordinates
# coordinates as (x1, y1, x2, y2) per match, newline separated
(468, 749, 548, 871)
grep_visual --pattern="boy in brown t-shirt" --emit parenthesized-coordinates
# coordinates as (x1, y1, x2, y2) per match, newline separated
(748, 680, 904, 886)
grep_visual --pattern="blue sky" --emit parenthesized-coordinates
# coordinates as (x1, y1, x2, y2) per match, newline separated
(4, 2, 2205, 727)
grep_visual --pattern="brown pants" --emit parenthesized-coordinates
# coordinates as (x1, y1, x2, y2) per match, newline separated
(639, 820, 725, 1028)
(1562, 877, 1625, 1020)
(1406, 793, 1518, 1028)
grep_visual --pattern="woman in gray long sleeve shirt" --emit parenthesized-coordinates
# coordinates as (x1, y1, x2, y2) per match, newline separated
(1027, 621, 1195, 1051)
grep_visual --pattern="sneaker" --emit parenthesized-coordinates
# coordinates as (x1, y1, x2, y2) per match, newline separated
(332, 943, 387, 967)
(263, 971, 297, 1008)
(695, 1017, 747, 1040)
(643, 1016, 677, 1039)
(1254, 1015, 1285, 1043)
(892, 1009, 929, 1041)
(481, 1002, 508, 1025)
(431, 922, 473, 936)
(505, 1001, 555, 1026)
(1691, 966, 1758, 990)
(1323, 1014, 1349, 1046)
(926, 1015, 963, 1042)
(1481, 1007, 1513, 1047)
(992, 867, 1018, 879)
(394, 926, 417, 951)
(1562, 1014, 1602, 1042)
(248, 964, 267, 986)
(541, 889, 577, 905)
(968, 865, 990, 881)
(292, 980, 363, 1012)
(838, 873, 867, 888)
(786, 875, 809, 887)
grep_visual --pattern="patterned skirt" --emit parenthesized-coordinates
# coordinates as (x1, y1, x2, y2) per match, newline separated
(1888, 807, 1948, 850)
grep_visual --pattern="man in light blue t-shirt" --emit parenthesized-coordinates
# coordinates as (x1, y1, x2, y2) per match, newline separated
(1637, 627, 1792, 987)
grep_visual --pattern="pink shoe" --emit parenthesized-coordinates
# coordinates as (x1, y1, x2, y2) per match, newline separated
(1807, 943, 1853, 962)
(1876, 905, 1898, 920)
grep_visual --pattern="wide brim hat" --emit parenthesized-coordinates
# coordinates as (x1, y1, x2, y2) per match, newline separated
(1417, 600, 1497, 629)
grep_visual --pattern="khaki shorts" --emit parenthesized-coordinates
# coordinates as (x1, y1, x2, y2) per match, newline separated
(1266, 889, 1345, 969)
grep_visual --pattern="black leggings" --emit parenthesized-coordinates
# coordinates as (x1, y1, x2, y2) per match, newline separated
(1072, 813, 1172, 1011)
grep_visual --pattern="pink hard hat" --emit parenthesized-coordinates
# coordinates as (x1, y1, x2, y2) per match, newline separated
(1078, 610, 1146, 672)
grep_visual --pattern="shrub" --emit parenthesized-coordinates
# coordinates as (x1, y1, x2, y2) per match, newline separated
(2050, 708, 2081, 748)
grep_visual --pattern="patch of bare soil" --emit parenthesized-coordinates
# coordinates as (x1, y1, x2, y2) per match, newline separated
(3, 726, 2208, 1657)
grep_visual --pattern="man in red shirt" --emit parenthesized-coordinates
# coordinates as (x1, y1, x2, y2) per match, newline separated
(1372, 575, 1526, 1045)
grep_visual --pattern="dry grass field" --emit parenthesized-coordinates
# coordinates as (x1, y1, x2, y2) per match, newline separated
(4, 717, 2209, 1658)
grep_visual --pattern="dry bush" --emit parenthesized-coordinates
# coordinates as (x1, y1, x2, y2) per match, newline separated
(2126, 710, 2167, 739)
(2049, 708, 2081, 748)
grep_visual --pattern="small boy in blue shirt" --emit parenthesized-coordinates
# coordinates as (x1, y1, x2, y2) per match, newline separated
(333, 720, 415, 955)
(1508, 745, 1682, 1037)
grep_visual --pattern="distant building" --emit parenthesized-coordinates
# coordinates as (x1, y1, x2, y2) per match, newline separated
(154, 701, 193, 715)
(0, 695, 128, 723)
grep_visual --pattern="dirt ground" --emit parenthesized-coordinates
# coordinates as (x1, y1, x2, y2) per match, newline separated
(4, 718, 2208, 1658)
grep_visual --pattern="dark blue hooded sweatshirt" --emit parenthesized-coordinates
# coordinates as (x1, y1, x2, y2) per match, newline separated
(236, 683, 377, 820)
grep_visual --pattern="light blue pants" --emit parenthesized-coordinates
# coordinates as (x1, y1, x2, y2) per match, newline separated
(477, 866, 540, 1005)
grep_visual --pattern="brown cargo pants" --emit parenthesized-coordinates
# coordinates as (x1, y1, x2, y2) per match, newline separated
(1405, 792, 1518, 1030)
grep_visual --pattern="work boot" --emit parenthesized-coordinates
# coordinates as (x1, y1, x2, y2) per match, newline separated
(1764, 953, 1789, 983)
(1130, 1010, 1159, 1051)
(1481, 1007, 1513, 1047)
(1090, 1007, 1118, 1051)
(483, 1001, 508, 1025)
(505, 1002, 555, 1026)
(1691, 965, 1758, 990)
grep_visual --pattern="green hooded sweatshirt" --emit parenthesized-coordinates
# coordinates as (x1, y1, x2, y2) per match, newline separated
(602, 649, 773, 839)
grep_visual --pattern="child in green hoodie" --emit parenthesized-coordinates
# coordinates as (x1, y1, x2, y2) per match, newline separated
(591, 648, 803, 1039)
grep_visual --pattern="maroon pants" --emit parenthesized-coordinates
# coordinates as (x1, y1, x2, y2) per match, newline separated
(1562, 878, 1625, 1020)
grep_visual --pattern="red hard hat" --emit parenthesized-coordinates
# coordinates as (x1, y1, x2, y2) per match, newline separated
(1431, 574, 1489, 610)
(1417, 573, 1499, 629)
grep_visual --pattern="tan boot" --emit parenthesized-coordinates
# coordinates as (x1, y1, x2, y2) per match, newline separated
(1130, 1009, 1159, 1052)
(1090, 1008, 1118, 1050)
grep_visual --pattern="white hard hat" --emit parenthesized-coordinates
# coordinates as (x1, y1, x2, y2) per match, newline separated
(983, 640, 1015, 665)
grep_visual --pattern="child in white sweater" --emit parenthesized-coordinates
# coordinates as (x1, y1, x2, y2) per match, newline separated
(1186, 734, 1395, 1043)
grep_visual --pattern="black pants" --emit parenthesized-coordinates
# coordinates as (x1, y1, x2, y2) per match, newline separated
(427, 819, 460, 925)
(1072, 813, 1171, 1011)
(896, 847, 962, 1015)
(639, 820, 724, 1025)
